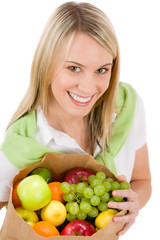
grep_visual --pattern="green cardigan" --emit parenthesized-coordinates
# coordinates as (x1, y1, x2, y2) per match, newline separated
(0, 82, 136, 177)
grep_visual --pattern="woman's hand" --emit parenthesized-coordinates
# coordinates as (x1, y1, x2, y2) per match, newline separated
(107, 175, 139, 237)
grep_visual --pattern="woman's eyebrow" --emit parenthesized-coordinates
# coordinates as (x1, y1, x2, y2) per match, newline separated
(100, 63, 113, 68)
(65, 61, 113, 68)
(65, 61, 84, 67)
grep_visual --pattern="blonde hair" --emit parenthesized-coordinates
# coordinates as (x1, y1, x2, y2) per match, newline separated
(7, 1, 120, 154)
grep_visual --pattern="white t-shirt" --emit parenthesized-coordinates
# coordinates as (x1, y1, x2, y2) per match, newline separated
(0, 92, 146, 202)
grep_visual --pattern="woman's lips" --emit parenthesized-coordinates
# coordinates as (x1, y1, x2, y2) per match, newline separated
(67, 91, 94, 106)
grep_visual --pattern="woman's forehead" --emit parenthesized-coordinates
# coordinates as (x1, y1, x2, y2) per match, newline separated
(65, 32, 113, 66)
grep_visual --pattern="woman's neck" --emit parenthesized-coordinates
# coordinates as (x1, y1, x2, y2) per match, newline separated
(45, 105, 91, 154)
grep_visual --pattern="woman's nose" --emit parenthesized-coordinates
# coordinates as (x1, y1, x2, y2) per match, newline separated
(77, 73, 96, 94)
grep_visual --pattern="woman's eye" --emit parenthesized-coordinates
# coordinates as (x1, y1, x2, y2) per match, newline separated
(68, 66, 80, 72)
(96, 68, 108, 74)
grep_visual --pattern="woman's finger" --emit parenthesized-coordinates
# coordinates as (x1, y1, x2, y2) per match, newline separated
(108, 200, 137, 211)
(113, 212, 139, 223)
(112, 189, 138, 202)
(117, 175, 127, 182)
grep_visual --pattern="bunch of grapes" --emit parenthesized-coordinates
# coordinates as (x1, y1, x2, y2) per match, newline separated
(60, 172, 130, 222)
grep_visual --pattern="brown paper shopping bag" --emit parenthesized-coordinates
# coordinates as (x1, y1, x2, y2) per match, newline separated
(0, 152, 126, 240)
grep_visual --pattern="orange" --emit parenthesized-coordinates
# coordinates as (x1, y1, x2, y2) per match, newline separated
(33, 221, 60, 237)
(12, 181, 21, 208)
(48, 182, 64, 202)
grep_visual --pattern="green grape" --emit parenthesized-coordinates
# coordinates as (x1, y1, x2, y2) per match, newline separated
(120, 181, 130, 190)
(65, 202, 73, 212)
(60, 182, 71, 193)
(96, 172, 106, 182)
(77, 192, 83, 199)
(80, 202, 92, 213)
(87, 207, 99, 218)
(111, 181, 120, 191)
(83, 187, 94, 199)
(77, 210, 87, 220)
(102, 181, 111, 192)
(98, 202, 108, 211)
(71, 184, 77, 193)
(113, 196, 124, 202)
(76, 182, 87, 193)
(84, 182, 88, 187)
(67, 213, 77, 222)
(104, 178, 114, 183)
(88, 175, 96, 184)
(100, 192, 110, 202)
(90, 195, 100, 206)
(69, 202, 79, 215)
(81, 197, 90, 203)
(94, 185, 105, 196)
(63, 192, 75, 202)
(90, 179, 102, 188)
(109, 197, 114, 202)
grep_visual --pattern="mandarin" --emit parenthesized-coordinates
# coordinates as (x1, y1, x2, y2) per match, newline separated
(48, 182, 64, 202)
(12, 181, 21, 207)
(33, 221, 60, 237)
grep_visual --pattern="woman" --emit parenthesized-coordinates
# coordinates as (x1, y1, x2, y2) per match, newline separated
(0, 1, 151, 237)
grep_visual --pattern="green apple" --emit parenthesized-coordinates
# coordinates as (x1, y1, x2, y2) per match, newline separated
(17, 175, 52, 211)
(29, 167, 53, 183)
(15, 207, 39, 227)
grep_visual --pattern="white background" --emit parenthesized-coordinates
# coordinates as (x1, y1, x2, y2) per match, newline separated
(0, 0, 160, 239)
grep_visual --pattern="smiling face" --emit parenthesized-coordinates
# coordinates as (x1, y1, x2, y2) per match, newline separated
(49, 32, 113, 120)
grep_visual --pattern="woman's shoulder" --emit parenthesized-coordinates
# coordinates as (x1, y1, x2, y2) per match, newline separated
(116, 82, 137, 110)
(119, 83, 146, 149)
(118, 81, 145, 112)
(9, 110, 36, 129)
(112, 82, 146, 151)
(6, 110, 37, 137)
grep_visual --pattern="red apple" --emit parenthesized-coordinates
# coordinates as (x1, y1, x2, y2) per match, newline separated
(64, 168, 95, 184)
(61, 220, 96, 236)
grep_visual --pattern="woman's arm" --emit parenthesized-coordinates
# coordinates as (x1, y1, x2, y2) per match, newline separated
(130, 143, 151, 208)
(108, 143, 152, 236)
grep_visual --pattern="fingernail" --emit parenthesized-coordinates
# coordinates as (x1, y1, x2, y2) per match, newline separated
(112, 191, 117, 196)
(108, 202, 113, 207)
(113, 217, 117, 222)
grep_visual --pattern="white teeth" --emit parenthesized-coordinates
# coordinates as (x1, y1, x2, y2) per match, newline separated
(68, 92, 91, 103)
